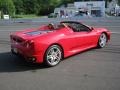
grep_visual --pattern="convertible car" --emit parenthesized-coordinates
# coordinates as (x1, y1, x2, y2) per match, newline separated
(10, 21, 111, 66)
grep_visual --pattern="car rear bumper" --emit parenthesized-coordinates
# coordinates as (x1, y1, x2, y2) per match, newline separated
(11, 45, 44, 63)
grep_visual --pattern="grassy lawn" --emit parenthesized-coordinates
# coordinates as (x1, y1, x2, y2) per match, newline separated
(13, 14, 41, 19)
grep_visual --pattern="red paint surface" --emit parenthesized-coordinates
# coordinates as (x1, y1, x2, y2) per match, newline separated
(10, 21, 111, 63)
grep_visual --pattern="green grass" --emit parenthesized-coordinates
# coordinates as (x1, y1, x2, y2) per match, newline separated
(12, 14, 41, 19)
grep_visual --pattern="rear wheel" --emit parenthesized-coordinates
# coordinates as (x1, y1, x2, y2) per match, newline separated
(44, 45, 63, 67)
(98, 33, 107, 48)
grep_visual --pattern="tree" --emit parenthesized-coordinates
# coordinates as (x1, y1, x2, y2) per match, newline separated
(13, 0, 24, 14)
(34, 0, 76, 15)
(0, 0, 15, 16)
(60, 0, 74, 7)
(23, 0, 36, 14)
(34, 0, 54, 15)
(118, 0, 120, 5)
(50, 0, 62, 7)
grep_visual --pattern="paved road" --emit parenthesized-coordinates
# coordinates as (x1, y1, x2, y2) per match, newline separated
(0, 17, 120, 90)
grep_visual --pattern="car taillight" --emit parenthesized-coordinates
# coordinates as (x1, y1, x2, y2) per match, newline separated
(24, 40, 34, 48)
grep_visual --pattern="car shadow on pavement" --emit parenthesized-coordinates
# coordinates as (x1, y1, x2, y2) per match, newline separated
(0, 52, 49, 73)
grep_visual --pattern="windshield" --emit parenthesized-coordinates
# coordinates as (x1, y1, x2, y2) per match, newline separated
(61, 21, 91, 32)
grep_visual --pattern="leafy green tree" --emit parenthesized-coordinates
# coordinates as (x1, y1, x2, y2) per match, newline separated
(118, 0, 120, 5)
(62, 0, 74, 7)
(23, 0, 36, 14)
(13, 0, 24, 14)
(34, 0, 53, 15)
(50, 0, 62, 7)
(34, 0, 75, 15)
(0, 0, 15, 16)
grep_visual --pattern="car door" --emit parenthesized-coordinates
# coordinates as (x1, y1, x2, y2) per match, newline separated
(74, 31, 98, 49)
(69, 22, 98, 50)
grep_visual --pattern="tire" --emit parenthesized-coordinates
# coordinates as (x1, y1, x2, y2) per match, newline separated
(44, 45, 63, 67)
(97, 33, 107, 48)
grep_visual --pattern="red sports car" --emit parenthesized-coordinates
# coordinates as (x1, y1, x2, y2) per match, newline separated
(10, 21, 111, 66)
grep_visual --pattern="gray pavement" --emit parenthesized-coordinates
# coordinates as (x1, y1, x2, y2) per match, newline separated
(0, 17, 120, 90)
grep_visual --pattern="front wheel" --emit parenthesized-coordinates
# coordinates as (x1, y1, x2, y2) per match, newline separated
(98, 33, 107, 48)
(44, 45, 63, 67)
